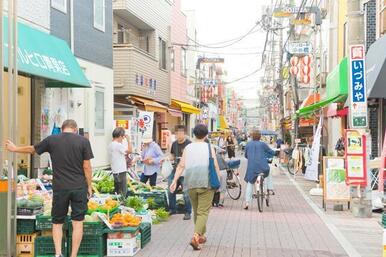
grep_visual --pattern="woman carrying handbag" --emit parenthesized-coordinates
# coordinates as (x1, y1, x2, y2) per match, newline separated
(170, 124, 221, 250)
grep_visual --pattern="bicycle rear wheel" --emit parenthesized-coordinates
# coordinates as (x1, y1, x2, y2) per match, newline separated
(265, 191, 270, 207)
(257, 177, 264, 212)
(287, 157, 295, 175)
(226, 169, 242, 200)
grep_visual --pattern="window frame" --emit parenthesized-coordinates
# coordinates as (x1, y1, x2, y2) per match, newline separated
(51, 0, 67, 14)
(181, 47, 187, 77)
(159, 37, 167, 70)
(94, 88, 105, 135)
(93, 0, 106, 32)
(170, 48, 175, 71)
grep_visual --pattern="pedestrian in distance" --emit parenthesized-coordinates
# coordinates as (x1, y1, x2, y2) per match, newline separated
(226, 134, 236, 159)
(167, 125, 192, 220)
(140, 136, 163, 186)
(108, 127, 132, 198)
(244, 129, 277, 210)
(5, 119, 94, 257)
(170, 124, 221, 250)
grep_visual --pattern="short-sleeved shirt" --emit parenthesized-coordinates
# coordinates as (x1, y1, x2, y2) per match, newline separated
(34, 132, 94, 191)
(108, 141, 127, 174)
(171, 139, 191, 169)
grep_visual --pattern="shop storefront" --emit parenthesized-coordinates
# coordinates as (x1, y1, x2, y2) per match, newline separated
(169, 99, 200, 133)
(295, 57, 348, 151)
(1, 18, 90, 177)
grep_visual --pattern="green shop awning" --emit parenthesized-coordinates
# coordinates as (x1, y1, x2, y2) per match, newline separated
(3, 17, 90, 88)
(326, 57, 348, 99)
(295, 94, 347, 118)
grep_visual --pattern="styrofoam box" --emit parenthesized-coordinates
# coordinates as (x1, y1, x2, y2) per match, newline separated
(107, 233, 141, 257)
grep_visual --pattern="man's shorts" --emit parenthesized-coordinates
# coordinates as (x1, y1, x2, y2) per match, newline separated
(52, 188, 88, 224)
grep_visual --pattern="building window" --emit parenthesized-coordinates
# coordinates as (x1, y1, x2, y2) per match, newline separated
(146, 36, 150, 53)
(95, 89, 105, 133)
(117, 24, 124, 44)
(51, 0, 67, 13)
(181, 48, 187, 76)
(170, 48, 175, 71)
(93, 0, 105, 32)
(159, 37, 167, 70)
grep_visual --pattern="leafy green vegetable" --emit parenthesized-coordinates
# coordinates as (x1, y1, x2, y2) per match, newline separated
(97, 176, 114, 193)
(147, 197, 156, 209)
(155, 208, 169, 222)
(125, 196, 145, 212)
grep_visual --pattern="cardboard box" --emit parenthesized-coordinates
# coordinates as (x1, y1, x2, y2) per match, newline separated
(107, 233, 141, 256)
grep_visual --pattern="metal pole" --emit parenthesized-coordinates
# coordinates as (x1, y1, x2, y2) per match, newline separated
(6, 0, 13, 255)
(12, 1, 18, 255)
(0, 0, 4, 178)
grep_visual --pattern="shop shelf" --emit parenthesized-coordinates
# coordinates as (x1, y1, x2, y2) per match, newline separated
(17, 207, 43, 216)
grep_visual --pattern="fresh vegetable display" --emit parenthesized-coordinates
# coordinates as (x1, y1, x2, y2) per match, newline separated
(84, 212, 103, 222)
(87, 198, 118, 214)
(154, 208, 169, 223)
(124, 196, 145, 212)
(96, 176, 114, 193)
(17, 194, 44, 209)
(92, 170, 109, 182)
(109, 213, 142, 228)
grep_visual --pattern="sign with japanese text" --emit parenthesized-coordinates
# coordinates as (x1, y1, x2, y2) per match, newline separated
(349, 45, 368, 128)
(115, 120, 129, 130)
(345, 129, 367, 186)
(135, 74, 157, 96)
(288, 42, 313, 55)
(323, 157, 350, 202)
(137, 111, 154, 141)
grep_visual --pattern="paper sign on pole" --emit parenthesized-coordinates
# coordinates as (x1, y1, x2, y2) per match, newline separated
(305, 116, 323, 181)
(345, 129, 368, 186)
(137, 111, 154, 144)
(349, 45, 368, 128)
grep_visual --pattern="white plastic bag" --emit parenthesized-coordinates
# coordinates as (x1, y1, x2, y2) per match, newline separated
(161, 158, 173, 179)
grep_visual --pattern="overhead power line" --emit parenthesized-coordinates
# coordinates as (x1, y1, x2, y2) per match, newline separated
(173, 21, 262, 49)
(224, 67, 263, 85)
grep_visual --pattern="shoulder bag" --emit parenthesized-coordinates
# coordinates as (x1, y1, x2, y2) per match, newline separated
(207, 143, 220, 190)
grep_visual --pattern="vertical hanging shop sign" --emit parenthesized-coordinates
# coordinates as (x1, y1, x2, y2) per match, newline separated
(349, 45, 368, 128)
(345, 129, 367, 186)
(305, 115, 323, 181)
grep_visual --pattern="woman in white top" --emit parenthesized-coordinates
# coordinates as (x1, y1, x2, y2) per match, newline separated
(170, 124, 221, 250)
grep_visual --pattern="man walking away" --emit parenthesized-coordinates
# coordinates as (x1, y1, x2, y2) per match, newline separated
(108, 127, 132, 198)
(5, 120, 94, 257)
(168, 125, 192, 220)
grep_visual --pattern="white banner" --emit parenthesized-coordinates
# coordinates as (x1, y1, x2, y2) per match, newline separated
(137, 111, 154, 144)
(305, 116, 323, 181)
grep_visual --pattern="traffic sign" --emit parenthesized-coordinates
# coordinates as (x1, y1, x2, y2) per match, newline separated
(349, 45, 368, 129)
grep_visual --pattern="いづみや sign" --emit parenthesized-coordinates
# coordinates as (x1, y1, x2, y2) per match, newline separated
(349, 45, 368, 128)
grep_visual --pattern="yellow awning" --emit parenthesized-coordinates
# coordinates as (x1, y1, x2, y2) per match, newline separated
(219, 116, 229, 130)
(171, 99, 201, 114)
(130, 96, 167, 113)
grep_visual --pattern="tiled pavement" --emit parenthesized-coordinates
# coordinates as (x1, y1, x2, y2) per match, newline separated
(137, 159, 352, 257)
(293, 173, 382, 257)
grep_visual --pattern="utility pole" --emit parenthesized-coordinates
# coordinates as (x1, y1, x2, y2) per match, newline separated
(346, 0, 372, 217)
(277, 20, 285, 140)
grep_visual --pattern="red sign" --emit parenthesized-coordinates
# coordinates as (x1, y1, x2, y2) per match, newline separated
(345, 129, 367, 186)
(350, 45, 364, 60)
(161, 129, 171, 150)
(116, 120, 129, 129)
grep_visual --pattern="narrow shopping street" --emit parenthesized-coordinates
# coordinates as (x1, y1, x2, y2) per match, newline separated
(137, 159, 348, 257)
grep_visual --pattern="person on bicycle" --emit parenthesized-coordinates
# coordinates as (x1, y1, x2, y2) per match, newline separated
(243, 129, 276, 210)
(108, 127, 133, 198)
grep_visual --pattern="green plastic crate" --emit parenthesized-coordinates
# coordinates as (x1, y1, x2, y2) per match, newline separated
(34, 236, 67, 257)
(17, 219, 36, 234)
(69, 221, 106, 236)
(136, 191, 168, 210)
(139, 222, 151, 248)
(68, 235, 106, 257)
(36, 215, 69, 231)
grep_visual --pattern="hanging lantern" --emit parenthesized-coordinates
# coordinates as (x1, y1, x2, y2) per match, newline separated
(301, 55, 312, 66)
(290, 66, 299, 76)
(290, 56, 299, 67)
(301, 65, 311, 76)
(302, 75, 311, 84)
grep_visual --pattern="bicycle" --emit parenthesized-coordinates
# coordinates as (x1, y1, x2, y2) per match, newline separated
(225, 159, 242, 200)
(253, 172, 270, 212)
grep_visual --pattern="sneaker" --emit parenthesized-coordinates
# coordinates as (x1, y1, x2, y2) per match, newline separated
(183, 213, 191, 220)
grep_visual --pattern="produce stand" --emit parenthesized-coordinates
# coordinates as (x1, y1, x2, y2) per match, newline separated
(13, 169, 172, 257)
